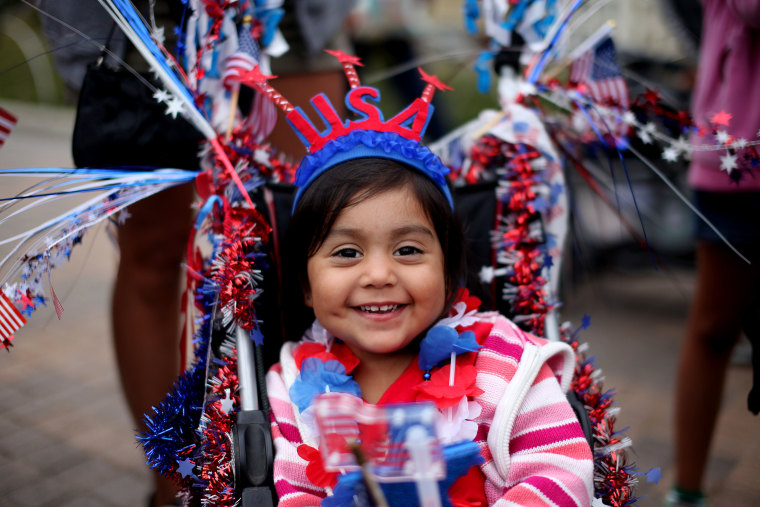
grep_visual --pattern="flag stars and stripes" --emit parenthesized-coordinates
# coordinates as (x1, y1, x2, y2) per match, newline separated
(672, 136, 692, 156)
(637, 122, 656, 144)
(662, 146, 679, 162)
(222, 24, 261, 88)
(0, 290, 26, 343)
(153, 88, 171, 103)
(720, 152, 738, 173)
(715, 130, 731, 145)
(165, 96, 185, 118)
(570, 37, 629, 107)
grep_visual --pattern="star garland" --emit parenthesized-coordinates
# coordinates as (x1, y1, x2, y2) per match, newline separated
(627, 91, 760, 182)
(542, 82, 760, 183)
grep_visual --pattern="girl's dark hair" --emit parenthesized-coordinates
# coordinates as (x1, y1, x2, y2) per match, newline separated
(281, 158, 466, 341)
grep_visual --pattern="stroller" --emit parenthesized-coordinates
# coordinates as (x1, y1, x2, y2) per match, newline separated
(140, 55, 639, 504)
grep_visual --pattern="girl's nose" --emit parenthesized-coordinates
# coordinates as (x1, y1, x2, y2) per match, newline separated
(359, 253, 397, 288)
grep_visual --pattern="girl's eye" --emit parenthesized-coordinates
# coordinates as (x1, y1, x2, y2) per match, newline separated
(395, 245, 422, 256)
(333, 248, 361, 258)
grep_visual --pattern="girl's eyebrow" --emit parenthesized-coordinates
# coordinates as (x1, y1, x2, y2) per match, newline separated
(327, 224, 435, 240)
(391, 225, 435, 240)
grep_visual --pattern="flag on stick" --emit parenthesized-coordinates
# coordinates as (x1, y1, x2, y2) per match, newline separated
(570, 36, 629, 138)
(570, 37, 629, 108)
(222, 24, 261, 89)
(0, 291, 25, 344)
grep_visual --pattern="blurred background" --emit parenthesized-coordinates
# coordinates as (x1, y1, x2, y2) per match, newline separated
(1, 1, 758, 506)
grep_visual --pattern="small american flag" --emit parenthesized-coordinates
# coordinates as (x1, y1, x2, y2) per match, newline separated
(570, 37, 629, 109)
(0, 106, 18, 148)
(0, 290, 25, 343)
(222, 25, 260, 88)
(512, 121, 540, 147)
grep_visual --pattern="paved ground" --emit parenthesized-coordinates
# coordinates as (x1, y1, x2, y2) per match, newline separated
(1, 100, 758, 506)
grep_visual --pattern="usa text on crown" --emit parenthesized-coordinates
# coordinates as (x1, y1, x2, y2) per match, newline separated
(230, 50, 452, 154)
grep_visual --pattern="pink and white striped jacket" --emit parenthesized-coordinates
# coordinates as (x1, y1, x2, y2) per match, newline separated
(266, 312, 594, 506)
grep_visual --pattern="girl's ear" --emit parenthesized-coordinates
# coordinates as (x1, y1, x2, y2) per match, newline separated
(299, 271, 313, 307)
(303, 283, 313, 308)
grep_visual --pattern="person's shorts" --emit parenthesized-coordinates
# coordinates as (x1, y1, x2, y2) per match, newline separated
(694, 190, 760, 248)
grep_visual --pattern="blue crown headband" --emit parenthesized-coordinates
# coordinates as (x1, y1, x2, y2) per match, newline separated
(237, 50, 454, 211)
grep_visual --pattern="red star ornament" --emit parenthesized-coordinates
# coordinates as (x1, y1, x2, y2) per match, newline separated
(675, 109, 693, 129)
(643, 88, 661, 105)
(415, 364, 484, 409)
(1, 335, 13, 351)
(324, 49, 364, 66)
(710, 110, 733, 127)
(230, 65, 277, 87)
(18, 293, 35, 311)
(418, 67, 453, 92)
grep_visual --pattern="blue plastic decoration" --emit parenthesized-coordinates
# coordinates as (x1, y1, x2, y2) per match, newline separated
(419, 326, 481, 372)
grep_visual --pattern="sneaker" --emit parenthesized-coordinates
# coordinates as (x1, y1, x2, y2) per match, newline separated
(664, 488, 708, 507)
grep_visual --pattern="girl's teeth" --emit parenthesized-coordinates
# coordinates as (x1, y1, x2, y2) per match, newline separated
(361, 305, 398, 313)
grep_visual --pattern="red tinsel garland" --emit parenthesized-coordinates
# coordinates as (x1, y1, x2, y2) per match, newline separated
(470, 136, 552, 337)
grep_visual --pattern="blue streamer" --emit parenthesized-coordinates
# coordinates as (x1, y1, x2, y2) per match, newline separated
(462, 0, 480, 34)
(0, 177, 196, 201)
(256, 7, 284, 46)
(568, 92, 657, 268)
(474, 50, 496, 94)
(527, 0, 584, 85)
(195, 195, 224, 230)
(1, 167, 196, 177)
(503, 0, 530, 32)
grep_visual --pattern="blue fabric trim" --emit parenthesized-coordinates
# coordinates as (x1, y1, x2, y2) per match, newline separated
(292, 130, 453, 212)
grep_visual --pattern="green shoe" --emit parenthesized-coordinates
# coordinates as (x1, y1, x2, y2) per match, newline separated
(664, 487, 708, 507)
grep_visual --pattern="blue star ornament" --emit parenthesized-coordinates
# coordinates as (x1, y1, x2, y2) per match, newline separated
(644, 467, 662, 484)
(176, 458, 197, 479)
(250, 327, 264, 346)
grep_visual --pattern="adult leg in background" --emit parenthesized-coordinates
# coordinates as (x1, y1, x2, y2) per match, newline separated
(112, 182, 195, 507)
(674, 241, 758, 493)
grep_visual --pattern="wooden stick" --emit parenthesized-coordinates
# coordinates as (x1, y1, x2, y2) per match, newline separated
(349, 441, 389, 507)
(470, 110, 507, 141)
(225, 84, 240, 140)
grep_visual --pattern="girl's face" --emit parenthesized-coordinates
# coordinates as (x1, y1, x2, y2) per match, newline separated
(305, 185, 447, 362)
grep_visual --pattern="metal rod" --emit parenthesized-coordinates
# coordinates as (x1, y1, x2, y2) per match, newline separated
(236, 326, 259, 411)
